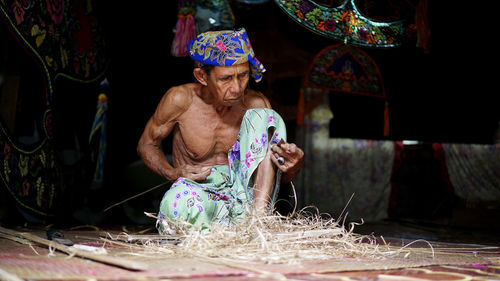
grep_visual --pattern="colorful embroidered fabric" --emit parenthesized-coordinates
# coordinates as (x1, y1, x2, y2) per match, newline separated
(0, 110, 61, 218)
(157, 108, 286, 231)
(0, 0, 107, 219)
(298, 43, 388, 135)
(187, 28, 266, 82)
(275, 0, 404, 48)
(0, 0, 107, 101)
(305, 43, 385, 97)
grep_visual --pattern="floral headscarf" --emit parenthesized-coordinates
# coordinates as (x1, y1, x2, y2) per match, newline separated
(187, 28, 266, 82)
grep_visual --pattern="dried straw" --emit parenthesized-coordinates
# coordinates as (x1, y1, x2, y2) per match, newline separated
(102, 185, 439, 265)
(124, 207, 433, 265)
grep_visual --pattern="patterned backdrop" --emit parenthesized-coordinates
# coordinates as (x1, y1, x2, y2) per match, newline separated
(274, 0, 405, 48)
(1, 0, 107, 219)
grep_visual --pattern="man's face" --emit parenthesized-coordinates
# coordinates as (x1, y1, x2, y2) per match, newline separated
(206, 62, 250, 106)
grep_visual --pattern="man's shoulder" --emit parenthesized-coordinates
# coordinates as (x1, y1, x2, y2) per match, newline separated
(161, 83, 198, 110)
(244, 89, 271, 109)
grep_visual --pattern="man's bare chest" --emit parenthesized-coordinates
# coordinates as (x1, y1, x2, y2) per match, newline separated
(175, 112, 243, 160)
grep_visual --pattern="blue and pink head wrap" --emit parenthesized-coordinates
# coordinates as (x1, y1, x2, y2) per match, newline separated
(187, 28, 266, 82)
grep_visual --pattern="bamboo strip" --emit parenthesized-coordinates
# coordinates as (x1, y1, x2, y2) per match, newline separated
(0, 226, 148, 271)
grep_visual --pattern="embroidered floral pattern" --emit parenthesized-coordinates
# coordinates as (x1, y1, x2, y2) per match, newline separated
(45, 0, 64, 24)
(0, 125, 61, 217)
(1, 0, 107, 94)
(187, 28, 265, 82)
(304, 43, 385, 98)
(171, 179, 206, 218)
(275, 0, 404, 48)
(11, 0, 24, 24)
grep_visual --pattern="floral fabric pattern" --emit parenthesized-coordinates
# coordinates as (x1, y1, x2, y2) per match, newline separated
(275, 0, 404, 48)
(0, 114, 62, 217)
(1, 0, 107, 220)
(1, 0, 107, 98)
(305, 44, 385, 98)
(1, 0, 107, 221)
(187, 28, 266, 82)
(157, 108, 286, 231)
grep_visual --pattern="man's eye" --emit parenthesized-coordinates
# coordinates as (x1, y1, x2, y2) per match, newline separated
(221, 77, 231, 82)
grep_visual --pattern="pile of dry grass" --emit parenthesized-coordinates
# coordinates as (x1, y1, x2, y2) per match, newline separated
(131, 208, 431, 265)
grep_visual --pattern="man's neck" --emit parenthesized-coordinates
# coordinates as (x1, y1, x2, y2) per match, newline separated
(215, 104, 232, 116)
(198, 84, 235, 116)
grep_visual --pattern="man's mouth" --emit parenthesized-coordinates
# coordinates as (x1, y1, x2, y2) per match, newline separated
(225, 95, 242, 101)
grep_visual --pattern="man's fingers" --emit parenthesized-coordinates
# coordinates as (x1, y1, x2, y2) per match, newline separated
(194, 167, 211, 176)
(273, 143, 300, 159)
(189, 168, 211, 181)
(201, 167, 212, 176)
(272, 153, 284, 165)
(271, 153, 292, 173)
(186, 165, 210, 173)
(286, 143, 298, 154)
(272, 144, 284, 155)
(179, 165, 212, 181)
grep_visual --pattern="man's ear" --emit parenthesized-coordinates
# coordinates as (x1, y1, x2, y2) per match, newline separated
(193, 68, 208, 86)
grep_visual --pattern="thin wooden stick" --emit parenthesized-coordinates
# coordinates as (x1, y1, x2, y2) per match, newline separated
(0, 232, 31, 245)
(102, 181, 169, 212)
(0, 226, 148, 271)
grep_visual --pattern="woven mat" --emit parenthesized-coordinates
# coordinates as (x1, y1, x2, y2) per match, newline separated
(1, 230, 499, 280)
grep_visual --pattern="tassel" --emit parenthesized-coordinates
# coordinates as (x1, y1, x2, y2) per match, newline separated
(89, 79, 109, 186)
(383, 101, 390, 137)
(171, 0, 196, 57)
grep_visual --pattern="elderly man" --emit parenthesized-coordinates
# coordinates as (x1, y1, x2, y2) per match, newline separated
(137, 28, 303, 231)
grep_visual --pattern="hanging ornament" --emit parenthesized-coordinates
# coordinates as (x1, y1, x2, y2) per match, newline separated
(89, 78, 109, 186)
(275, 0, 404, 48)
(171, 0, 197, 57)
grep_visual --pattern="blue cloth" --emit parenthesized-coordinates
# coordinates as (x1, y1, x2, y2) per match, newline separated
(187, 28, 265, 82)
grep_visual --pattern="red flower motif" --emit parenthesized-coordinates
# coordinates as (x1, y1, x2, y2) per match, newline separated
(325, 20, 336, 32)
(4, 143, 11, 160)
(22, 179, 30, 196)
(44, 112, 53, 138)
(46, 0, 64, 24)
(214, 40, 227, 51)
(12, 1, 25, 25)
(358, 28, 369, 41)
(297, 10, 304, 20)
(245, 152, 255, 168)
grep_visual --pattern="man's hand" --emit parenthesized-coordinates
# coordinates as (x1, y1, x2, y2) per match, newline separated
(270, 141, 304, 183)
(172, 165, 212, 182)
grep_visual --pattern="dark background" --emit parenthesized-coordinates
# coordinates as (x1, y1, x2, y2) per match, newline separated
(92, 0, 498, 164)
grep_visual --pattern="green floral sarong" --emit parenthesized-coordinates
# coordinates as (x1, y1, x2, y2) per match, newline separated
(157, 108, 286, 232)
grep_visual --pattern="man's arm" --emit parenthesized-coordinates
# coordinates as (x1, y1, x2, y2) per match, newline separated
(137, 87, 189, 181)
(244, 90, 304, 183)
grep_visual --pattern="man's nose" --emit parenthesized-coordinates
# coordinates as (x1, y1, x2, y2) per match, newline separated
(229, 78, 242, 93)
